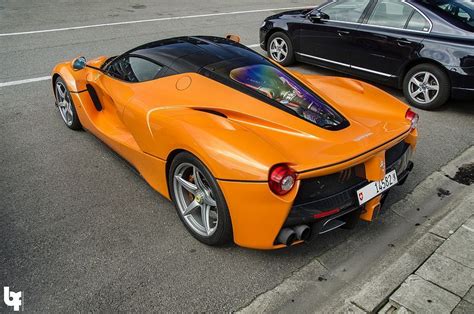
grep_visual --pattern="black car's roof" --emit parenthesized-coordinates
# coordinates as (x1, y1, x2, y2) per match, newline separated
(126, 36, 262, 74)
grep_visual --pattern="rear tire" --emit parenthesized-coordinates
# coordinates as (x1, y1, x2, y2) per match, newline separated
(54, 76, 82, 130)
(403, 64, 450, 110)
(267, 32, 295, 66)
(168, 152, 233, 246)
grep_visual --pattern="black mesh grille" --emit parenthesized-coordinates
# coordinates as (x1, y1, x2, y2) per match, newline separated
(286, 141, 412, 227)
(386, 141, 409, 168)
(294, 164, 366, 206)
(293, 142, 410, 209)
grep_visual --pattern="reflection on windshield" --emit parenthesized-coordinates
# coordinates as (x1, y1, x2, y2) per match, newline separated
(229, 64, 342, 128)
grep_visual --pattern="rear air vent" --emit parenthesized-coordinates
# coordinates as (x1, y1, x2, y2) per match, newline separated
(193, 108, 227, 118)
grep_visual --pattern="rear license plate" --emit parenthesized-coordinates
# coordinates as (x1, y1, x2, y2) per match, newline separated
(357, 170, 398, 205)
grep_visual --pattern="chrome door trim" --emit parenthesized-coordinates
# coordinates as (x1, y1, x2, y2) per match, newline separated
(296, 52, 395, 78)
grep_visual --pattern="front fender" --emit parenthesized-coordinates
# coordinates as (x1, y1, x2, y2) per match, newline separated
(51, 56, 108, 92)
(51, 61, 87, 92)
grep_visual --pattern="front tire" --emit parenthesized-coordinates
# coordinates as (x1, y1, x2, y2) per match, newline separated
(169, 152, 233, 246)
(54, 76, 82, 130)
(403, 64, 450, 110)
(267, 32, 295, 66)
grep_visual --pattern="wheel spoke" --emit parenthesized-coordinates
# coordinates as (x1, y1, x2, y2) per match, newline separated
(411, 88, 423, 98)
(423, 72, 430, 84)
(57, 85, 66, 99)
(277, 51, 282, 61)
(204, 194, 217, 207)
(410, 77, 421, 87)
(426, 84, 439, 91)
(201, 205, 211, 235)
(175, 175, 198, 194)
(193, 167, 207, 192)
(183, 199, 200, 216)
(423, 89, 431, 102)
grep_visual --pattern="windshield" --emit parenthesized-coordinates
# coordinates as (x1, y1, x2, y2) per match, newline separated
(422, 0, 474, 30)
(228, 64, 345, 128)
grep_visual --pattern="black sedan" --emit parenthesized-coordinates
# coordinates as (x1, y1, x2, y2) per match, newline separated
(260, 0, 474, 110)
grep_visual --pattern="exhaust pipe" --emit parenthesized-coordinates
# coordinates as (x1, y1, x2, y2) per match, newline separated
(294, 225, 311, 241)
(277, 228, 296, 246)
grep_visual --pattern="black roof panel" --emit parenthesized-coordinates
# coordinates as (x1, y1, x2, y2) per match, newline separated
(128, 36, 260, 74)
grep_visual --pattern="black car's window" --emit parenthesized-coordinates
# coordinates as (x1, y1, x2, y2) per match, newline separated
(437, 1, 474, 26)
(107, 55, 163, 82)
(321, 0, 371, 23)
(407, 11, 431, 31)
(367, 0, 414, 29)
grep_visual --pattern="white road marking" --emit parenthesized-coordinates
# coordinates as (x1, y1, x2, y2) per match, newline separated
(0, 6, 310, 37)
(0, 76, 52, 88)
(0, 43, 263, 87)
(462, 225, 474, 233)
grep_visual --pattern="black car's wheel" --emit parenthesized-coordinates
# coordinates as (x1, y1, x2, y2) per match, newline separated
(403, 64, 450, 110)
(267, 32, 295, 66)
(54, 76, 82, 130)
(169, 152, 233, 246)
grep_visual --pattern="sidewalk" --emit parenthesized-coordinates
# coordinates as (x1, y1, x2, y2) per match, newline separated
(379, 214, 473, 313)
(346, 190, 474, 314)
(343, 153, 474, 314)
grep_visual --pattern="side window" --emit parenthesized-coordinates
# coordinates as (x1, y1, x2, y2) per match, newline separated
(321, 0, 371, 23)
(367, 0, 414, 29)
(107, 56, 162, 82)
(407, 11, 430, 32)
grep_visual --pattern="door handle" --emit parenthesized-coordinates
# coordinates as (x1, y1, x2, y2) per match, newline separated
(337, 30, 350, 36)
(373, 34, 388, 40)
(397, 38, 412, 46)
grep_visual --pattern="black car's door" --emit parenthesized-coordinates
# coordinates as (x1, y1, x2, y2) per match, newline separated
(349, 0, 430, 81)
(295, 0, 372, 72)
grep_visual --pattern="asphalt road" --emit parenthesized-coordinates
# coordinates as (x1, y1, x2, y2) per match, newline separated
(1, 0, 473, 311)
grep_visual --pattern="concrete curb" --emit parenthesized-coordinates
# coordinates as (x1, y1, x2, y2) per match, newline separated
(350, 191, 473, 313)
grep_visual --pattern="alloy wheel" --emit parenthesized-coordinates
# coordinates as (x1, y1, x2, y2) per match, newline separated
(55, 81, 74, 126)
(269, 37, 288, 63)
(408, 71, 440, 104)
(173, 163, 219, 237)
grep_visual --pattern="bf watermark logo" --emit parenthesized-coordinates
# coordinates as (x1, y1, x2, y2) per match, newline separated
(3, 287, 22, 311)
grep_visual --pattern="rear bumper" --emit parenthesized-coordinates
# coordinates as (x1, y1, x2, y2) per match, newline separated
(448, 66, 474, 100)
(219, 136, 416, 250)
(287, 161, 413, 234)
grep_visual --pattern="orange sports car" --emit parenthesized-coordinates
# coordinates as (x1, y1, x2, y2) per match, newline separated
(51, 36, 418, 250)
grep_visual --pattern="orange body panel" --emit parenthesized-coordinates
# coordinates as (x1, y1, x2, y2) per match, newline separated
(51, 55, 418, 249)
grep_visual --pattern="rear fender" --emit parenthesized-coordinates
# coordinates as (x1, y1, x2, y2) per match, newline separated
(124, 106, 287, 181)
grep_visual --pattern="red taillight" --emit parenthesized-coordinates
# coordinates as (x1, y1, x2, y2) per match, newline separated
(269, 164, 296, 196)
(313, 208, 341, 219)
(405, 109, 419, 131)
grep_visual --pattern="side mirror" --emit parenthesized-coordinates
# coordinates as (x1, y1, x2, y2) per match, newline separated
(308, 10, 328, 23)
(226, 34, 241, 43)
(72, 56, 87, 70)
